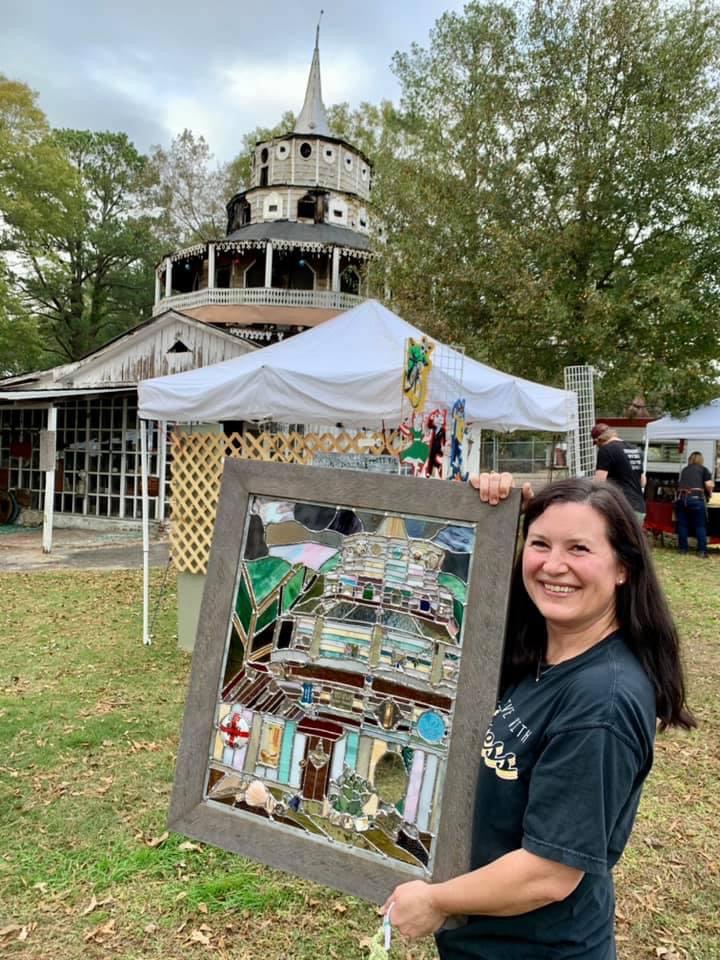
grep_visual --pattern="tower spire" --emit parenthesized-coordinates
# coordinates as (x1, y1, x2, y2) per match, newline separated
(294, 12, 331, 137)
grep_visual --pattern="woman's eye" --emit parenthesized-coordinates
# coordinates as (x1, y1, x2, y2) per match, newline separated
(529, 539, 548, 549)
(571, 544, 589, 553)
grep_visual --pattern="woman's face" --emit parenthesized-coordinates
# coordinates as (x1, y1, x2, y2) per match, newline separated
(522, 502, 625, 640)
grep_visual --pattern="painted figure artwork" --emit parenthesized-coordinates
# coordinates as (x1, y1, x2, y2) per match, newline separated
(206, 495, 474, 874)
(402, 336, 434, 411)
(169, 461, 519, 903)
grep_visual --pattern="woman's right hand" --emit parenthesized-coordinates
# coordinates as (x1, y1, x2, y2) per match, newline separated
(468, 472, 534, 507)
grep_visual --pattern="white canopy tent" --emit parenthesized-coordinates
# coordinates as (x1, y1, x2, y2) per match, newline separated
(645, 398, 720, 442)
(136, 300, 579, 643)
(643, 397, 720, 474)
(138, 300, 577, 432)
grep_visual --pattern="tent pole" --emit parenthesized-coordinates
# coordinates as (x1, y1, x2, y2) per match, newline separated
(140, 418, 152, 645)
(41, 405, 57, 553)
(642, 435, 649, 476)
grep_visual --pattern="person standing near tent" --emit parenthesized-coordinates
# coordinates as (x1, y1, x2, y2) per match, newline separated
(381, 471, 694, 960)
(675, 451, 714, 558)
(591, 423, 646, 522)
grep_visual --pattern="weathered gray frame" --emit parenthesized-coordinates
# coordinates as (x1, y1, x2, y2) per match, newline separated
(169, 459, 520, 904)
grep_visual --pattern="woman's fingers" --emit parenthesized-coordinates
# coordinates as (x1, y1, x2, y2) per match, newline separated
(469, 471, 514, 504)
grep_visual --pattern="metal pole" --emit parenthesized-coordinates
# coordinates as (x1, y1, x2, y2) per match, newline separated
(140, 418, 152, 645)
(42, 406, 57, 553)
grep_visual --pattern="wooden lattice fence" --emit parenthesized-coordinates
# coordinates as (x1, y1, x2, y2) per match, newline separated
(170, 430, 403, 573)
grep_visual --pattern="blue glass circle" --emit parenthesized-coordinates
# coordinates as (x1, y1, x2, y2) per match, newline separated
(416, 710, 446, 744)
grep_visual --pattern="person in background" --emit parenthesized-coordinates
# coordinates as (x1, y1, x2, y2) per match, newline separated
(675, 451, 714, 558)
(591, 423, 646, 523)
(382, 472, 695, 960)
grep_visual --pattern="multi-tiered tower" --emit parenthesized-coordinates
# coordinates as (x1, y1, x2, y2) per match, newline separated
(152, 28, 373, 344)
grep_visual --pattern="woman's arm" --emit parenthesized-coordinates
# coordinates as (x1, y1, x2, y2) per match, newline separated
(382, 849, 583, 940)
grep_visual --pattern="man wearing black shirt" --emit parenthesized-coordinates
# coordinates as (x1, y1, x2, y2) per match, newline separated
(591, 423, 646, 521)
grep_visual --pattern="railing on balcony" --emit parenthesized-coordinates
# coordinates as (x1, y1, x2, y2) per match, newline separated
(153, 286, 363, 316)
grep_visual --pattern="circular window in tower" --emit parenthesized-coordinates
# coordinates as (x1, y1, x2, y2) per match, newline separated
(324, 146, 335, 164)
(344, 153, 353, 171)
(361, 165, 368, 180)
(300, 142, 312, 159)
(276, 142, 289, 159)
(260, 147, 269, 163)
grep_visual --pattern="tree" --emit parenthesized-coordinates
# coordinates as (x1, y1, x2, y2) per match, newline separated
(1, 126, 161, 362)
(146, 129, 236, 247)
(380, 0, 720, 414)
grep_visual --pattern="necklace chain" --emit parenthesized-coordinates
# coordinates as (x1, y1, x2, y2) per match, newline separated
(535, 659, 559, 682)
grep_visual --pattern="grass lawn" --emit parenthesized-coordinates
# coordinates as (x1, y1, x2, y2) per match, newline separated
(1, 549, 718, 959)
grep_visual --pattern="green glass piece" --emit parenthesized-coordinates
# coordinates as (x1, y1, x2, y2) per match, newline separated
(319, 553, 341, 574)
(281, 566, 305, 613)
(246, 556, 292, 603)
(453, 598, 464, 630)
(437, 571, 467, 601)
(235, 575, 253, 634)
(255, 598, 278, 634)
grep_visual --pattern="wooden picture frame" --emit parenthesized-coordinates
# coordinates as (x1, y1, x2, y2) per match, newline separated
(169, 460, 520, 904)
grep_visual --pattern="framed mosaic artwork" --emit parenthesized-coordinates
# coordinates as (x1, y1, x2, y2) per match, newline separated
(168, 460, 521, 903)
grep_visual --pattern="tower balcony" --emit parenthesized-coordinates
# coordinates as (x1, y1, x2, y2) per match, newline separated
(152, 285, 363, 317)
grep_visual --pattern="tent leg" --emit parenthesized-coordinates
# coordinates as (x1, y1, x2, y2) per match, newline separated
(140, 418, 152, 646)
(42, 406, 57, 553)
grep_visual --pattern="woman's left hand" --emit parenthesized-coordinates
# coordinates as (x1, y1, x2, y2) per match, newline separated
(381, 880, 447, 940)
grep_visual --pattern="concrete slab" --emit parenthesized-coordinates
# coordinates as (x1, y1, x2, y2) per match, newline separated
(0, 525, 169, 572)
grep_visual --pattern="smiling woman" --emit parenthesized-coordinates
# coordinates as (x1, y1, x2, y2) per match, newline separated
(383, 477, 695, 960)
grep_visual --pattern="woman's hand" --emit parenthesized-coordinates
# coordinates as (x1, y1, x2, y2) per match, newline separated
(468, 472, 534, 507)
(381, 880, 447, 940)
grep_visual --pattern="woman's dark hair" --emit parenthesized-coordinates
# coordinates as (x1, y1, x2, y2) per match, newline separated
(502, 478, 695, 730)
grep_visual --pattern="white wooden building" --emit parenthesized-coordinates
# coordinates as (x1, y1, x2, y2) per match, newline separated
(0, 311, 254, 524)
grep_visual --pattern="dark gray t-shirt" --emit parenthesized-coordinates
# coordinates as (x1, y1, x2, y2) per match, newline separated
(436, 633, 656, 960)
(678, 463, 712, 495)
(596, 440, 646, 513)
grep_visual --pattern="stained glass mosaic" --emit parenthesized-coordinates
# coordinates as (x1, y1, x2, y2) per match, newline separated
(204, 495, 476, 875)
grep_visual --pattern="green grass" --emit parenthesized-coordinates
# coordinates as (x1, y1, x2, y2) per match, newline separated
(0, 551, 718, 959)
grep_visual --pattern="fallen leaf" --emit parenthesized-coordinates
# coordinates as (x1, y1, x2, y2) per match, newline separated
(197, 902, 208, 914)
(81, 896, 99, 916)
(146, 831, 169, 848)
(0, 925, 23, 940)
(334, 902, 348, 913)
(84, 918, 116, 943)
(144, 922, 158, 934)
(188, 928, 211, 945)
(178, 841, 203, 852)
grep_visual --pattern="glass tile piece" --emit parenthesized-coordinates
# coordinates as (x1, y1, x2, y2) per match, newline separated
(434, 525, 475, 553)
(355, 510, 386, 533)
(269, 543, 338, 571)
(281, 567, 305, 613)
(246, 556, 292, 603)
(416, 710, 447, 745)
(255, 598, 278, 634)
(405, 518, 444, 540)
(441, 550, 470, 581)
(328, 509, 362, 535)
(294, 503, 338, 531)
(266, 521, 343, 549)
(244, 514, 268, 560)
(253, 497, 295, 525)
(235, 576, 253, 634)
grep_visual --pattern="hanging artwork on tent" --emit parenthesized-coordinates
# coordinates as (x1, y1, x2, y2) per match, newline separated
(399, 409, 448, 478)
(402, 336, 434, 412)
(168, 460, 519, 903)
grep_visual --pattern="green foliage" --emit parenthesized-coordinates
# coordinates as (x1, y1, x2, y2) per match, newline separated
(380, 0, 720, 414)
(0, 86, 161, 364)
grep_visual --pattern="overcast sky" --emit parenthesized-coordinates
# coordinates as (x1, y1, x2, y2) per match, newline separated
(1, 0, 463, 163)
